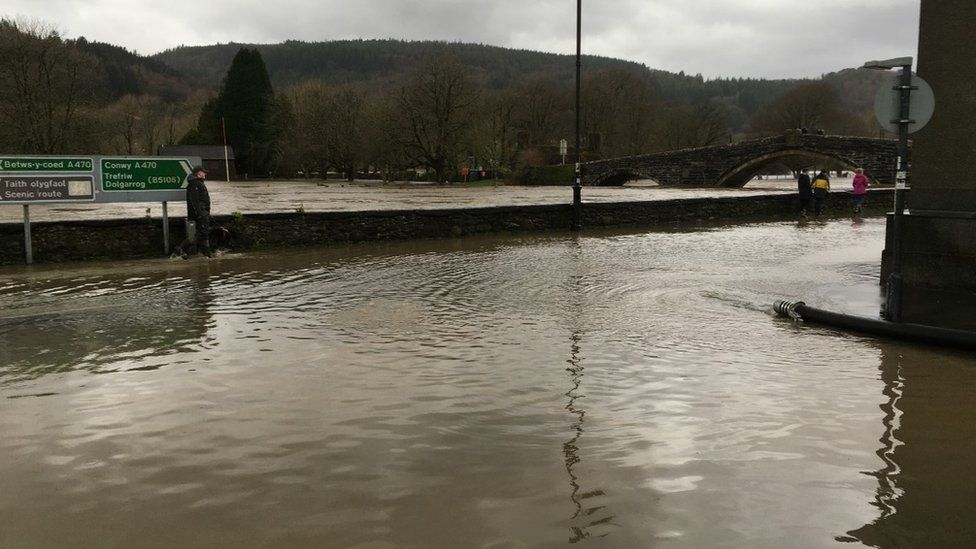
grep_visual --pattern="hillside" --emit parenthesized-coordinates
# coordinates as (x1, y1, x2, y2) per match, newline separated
(152, 39, 883, 131)
(77, 37, 190, 101)
(154, 39, 658, 89)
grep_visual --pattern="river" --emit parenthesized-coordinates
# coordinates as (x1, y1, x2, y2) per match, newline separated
(1, 216, 973, 548)
(0, 178, 820, 223)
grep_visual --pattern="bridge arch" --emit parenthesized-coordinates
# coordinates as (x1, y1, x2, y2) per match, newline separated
(715, 149, 866, 188)
(593, 168, 657, 186)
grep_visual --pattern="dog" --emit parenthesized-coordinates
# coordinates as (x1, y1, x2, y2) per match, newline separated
(179, 224, 232, 259)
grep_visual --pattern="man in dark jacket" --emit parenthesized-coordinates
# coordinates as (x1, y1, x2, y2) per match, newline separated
(796, 168, 812, 217)
(183, 165, 212, 258)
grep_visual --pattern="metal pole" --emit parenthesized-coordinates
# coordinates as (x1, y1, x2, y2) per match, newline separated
(222, 117, 231, 183)
(884, 64, 913, 322)
(572, 0, 582, 230)
(162, 201, 170, 255)
(23, 204, 32, 265)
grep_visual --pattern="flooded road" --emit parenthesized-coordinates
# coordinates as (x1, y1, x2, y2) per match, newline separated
(0, 179, 807, 223)
(2, 217, 973, 548)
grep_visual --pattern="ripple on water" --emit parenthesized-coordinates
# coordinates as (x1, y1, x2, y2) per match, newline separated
(0, 218, 966, 548)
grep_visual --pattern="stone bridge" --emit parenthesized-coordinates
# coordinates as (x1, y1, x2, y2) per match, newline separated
(582, 133, 900, 187)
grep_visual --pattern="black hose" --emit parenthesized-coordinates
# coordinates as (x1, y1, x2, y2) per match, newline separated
(773, 299, 976, 350)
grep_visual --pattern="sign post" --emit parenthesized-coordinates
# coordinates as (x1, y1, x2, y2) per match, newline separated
(23, 204, 31, 265)
(1, 158, 96, 264)
(100, 158, 193, 257)
(865, 57, 936, 322)
(1, 155, 199, 263)
(162, 201, 170, 255)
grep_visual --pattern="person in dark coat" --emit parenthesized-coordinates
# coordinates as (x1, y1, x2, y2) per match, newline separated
(182, 165, 212, 258)
(796, 168, 813, 217)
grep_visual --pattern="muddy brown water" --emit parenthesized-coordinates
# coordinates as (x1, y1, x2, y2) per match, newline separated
(0, 180, 811, 223)
(2, 217, 973, 548)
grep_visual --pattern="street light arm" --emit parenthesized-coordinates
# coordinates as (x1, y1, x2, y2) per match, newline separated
(863, 56, 913, 70)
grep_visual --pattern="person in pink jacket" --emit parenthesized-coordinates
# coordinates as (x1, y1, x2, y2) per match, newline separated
(852, 168, 869, 213)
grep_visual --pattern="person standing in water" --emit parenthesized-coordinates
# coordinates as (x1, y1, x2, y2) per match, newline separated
(851, 168, 869, 214)
(183, 165, 212, 258)
(811, 169, 831, 217)
(797, 168, 813, 217)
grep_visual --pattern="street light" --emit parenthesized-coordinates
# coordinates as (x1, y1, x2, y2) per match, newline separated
(572, 0, 582, 231)
(863, 56, 913, 322)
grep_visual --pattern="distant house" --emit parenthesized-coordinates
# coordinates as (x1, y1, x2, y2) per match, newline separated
(158, 145, 237, 181)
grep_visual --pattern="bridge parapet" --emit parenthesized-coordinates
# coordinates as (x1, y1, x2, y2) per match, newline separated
(583, 134, 900, 187)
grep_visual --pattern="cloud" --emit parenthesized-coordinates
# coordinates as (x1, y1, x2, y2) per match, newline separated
(1, 0, 920, 78)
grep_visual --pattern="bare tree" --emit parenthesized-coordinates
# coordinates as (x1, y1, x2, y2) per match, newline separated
(471, 89, 519, 175)
(749, 82, 842, 135)
(514, 77, 567, 146)
(360, 91, 406, 181)
(284, 81, 369, 179)
(659, 102, 730, 150)
(284, 80, 332, 177)
(325, 86, 366, 180)
(583, 69, 658, 157)
(393, 54, 479, 182)
(0, 18, 96, 153)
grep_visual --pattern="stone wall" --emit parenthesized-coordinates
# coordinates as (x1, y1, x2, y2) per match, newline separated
(584, 134, 899, 187)
(0, 190, 894, 265)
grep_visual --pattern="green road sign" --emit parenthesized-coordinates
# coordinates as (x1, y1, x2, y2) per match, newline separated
(0, 157, 94, 172)
(101, 158, 193, 191)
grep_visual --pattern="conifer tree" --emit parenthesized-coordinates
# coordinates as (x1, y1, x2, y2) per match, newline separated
(181, 48, 277, 176)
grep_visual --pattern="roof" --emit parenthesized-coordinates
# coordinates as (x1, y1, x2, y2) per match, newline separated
(159, 145, 236, 160)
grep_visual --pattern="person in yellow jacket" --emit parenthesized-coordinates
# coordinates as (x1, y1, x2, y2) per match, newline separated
(811, 169, 830, 216)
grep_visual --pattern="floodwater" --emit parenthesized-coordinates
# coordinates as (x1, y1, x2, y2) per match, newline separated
(2, 217, 973, 548)
(0, 179, 807, 223)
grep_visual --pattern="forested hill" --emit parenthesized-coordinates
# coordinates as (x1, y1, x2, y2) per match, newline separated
(152, 39, 883, 127)
(155, 39, 664, 90)
(76, 37, 189, 101)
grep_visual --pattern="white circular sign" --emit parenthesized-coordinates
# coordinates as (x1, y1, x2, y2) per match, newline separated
(874, 72, 935, 134)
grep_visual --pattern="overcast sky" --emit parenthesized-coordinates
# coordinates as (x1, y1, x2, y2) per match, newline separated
(4, 0, 920, 79)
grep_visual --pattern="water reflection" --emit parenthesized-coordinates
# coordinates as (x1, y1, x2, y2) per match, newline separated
(560, 238, 615, 543)
(563, 331, 614, 543)
(847, 345, 976, 547)
(0, 263, 217, 386)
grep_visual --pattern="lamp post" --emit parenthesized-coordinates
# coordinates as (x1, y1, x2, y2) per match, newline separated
(863, 56, 913, 322)
(572, 0, 582, 231)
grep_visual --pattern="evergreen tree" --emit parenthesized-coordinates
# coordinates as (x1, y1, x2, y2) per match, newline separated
(181, 48, 278, 176)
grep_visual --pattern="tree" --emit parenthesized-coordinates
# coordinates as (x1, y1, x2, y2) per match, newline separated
(0, 18, 97, 153)
(360, 91, 408, 182)
(283, 81, 369, 179)
(749, 82, 842, 135)
(100, 94, 166, 154)
(659, 102, 730, 150)
(583, 69, 658, 157)
(221, 48, 276, 176)
(393, 54, 479, 182)
(471, 89, 519, 175)
(514, 77, 567, 146)
(182, 48, 278, 177)
(324, 86, 367, 180)
(283, 80, 331, 177)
